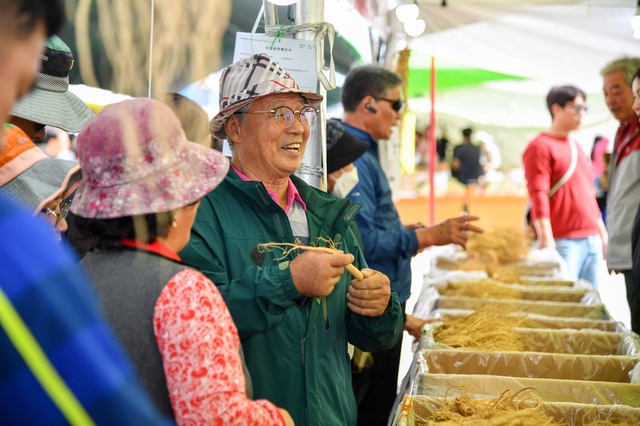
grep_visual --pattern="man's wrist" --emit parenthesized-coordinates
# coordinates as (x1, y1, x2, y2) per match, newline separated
(416, 228, 432, 249)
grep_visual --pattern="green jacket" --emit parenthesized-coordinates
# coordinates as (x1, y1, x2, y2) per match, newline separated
(180, 169, 403, 426)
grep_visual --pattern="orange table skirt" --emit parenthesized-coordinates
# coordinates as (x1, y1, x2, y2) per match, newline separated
(394, 195, 529, 231)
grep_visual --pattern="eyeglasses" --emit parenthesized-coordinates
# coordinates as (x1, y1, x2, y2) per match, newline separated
(374, 97, 405, 113)
(567, 105, 588, 114)
(237, 106, 318, 129)
(41, 197, 71, 226)
(34, 123, 47, 132)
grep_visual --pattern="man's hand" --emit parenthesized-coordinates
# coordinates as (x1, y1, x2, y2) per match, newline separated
(346, 269, 391, 317)
(404, 314, 428, 340)
(405, 222, 426, 231)
(537, 237, 556, 250)
(290, 251, 354, 298)
(533, 218, 555, 249)
(597, 218, 608, 259)
(405, 223, 427, 255)
(416, 216, 484, 249)
(404, 315, 442, 341)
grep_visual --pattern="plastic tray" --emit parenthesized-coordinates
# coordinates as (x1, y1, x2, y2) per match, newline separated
(435, 295, 608, 319)
(433, 281, 596, 303)
(415, 348, 640, 383)
(395, 394, 640, 426)
(412, 373, 640, 407)
(429, 309, 629, 332)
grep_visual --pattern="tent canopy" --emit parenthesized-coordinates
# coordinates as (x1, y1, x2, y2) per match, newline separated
(62, 0, 637, 166)
(388, 0, 638, 165)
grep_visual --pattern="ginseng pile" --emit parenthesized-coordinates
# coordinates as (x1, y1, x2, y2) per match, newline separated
(409, 386, 559, 425)
(455, 260, 526, 285)
(466, 229, 531, 264)
(437, 228, 533, 282)
(433, 306, 525, 351)
(440, 280, 522, 300)
(406, 389, 635, 426)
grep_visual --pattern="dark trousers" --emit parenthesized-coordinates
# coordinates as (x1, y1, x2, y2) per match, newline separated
(623, 271, 640, 334)
(352, 304, 405, 426)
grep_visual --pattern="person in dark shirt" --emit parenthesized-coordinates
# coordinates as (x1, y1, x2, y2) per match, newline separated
(436, 130, 449, 163)
(452, 127, 483, 186)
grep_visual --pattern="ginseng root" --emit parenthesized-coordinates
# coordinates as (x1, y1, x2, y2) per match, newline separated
(257, 238, 364, 281)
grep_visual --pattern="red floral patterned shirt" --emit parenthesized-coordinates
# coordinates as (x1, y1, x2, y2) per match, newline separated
(153, 269, 284, 425)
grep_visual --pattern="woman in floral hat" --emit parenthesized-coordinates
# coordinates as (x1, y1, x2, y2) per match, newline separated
(69, 98, 293, 426)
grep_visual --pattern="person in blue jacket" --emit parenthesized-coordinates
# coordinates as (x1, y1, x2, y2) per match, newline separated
(0, 1, 172, 424)
(340, 65, 484, 426)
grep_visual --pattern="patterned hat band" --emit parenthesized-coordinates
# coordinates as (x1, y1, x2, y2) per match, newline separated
(35, 73, 69, 93)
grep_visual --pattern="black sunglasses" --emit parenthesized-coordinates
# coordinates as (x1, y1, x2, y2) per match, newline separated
(374, 97, 404, 113)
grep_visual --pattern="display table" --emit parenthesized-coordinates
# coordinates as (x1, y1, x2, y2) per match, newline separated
(391, 245, 640, 426)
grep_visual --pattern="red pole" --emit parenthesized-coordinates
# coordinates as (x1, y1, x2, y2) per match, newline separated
(429, 56, 436, 225)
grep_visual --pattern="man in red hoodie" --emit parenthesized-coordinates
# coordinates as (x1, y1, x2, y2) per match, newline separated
(523, 85, 607, 290)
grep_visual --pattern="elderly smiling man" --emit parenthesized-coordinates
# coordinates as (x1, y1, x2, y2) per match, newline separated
(180, 53, 404, 426)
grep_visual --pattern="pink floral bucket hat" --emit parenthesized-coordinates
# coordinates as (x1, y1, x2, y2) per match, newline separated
(209, 53, 323, 140)
(70, 98, 229, 219)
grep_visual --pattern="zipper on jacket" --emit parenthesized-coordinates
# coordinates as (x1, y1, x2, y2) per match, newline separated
(328, 200, 352, 240)
(312, 200, 352, 331)
(300, 338, 305, 365)
(322, 297, 329, 329)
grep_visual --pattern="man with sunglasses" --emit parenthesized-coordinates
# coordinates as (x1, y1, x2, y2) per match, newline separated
(180, 53, 404, 426)
(340, 65, 483, 426)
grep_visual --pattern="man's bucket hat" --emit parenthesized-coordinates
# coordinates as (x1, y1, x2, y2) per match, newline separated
(209, 53, 323, 140)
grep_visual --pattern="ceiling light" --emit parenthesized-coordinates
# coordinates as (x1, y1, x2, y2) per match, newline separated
(396, 3, 420, 24)
(266, 0, 298, 5)
(404, 19, 426, 37)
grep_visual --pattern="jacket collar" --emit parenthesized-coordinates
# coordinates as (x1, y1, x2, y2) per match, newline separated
(340, 121, 378, 159)
(224, 167, 360, 240)
(230, 164, 307, 213)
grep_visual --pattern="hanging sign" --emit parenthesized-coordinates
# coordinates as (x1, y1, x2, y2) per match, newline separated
(233, 32, 319, 92)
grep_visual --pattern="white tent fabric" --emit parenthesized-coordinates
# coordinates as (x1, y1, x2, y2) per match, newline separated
(411, 1, 638, 93)
(394, 0, 639, 166)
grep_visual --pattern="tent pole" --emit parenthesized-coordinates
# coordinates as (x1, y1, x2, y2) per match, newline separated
(429, 56, 436, 225)
(148, 0, 155, 98)
(295, 0, 326, 190)
(263, 1, 278, 27)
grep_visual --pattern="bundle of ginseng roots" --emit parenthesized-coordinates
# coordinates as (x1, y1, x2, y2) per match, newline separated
(409, 386, 637, 426)
(410, 386, 559, 425)
(444, 229, 533, 284)
(433, 306, 525, 351)
(465, 229, 531, 264)
(440, 280, 522, 300)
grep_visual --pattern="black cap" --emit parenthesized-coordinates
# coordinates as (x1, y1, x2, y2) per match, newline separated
(326, 119, 370, 174)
